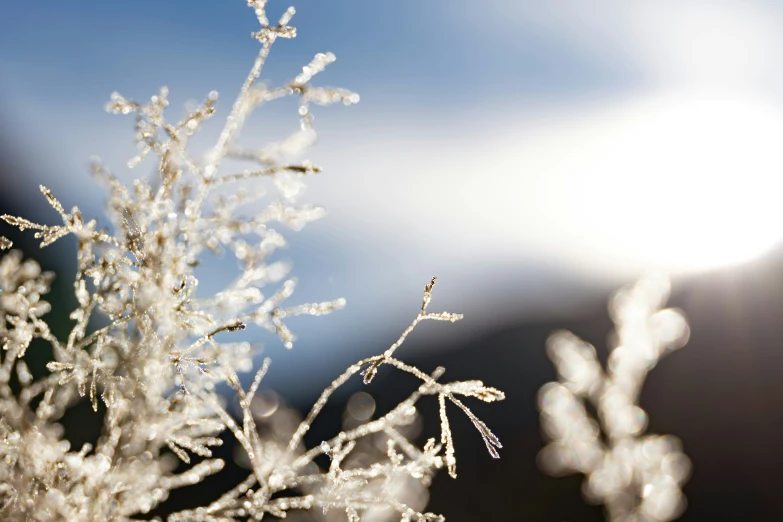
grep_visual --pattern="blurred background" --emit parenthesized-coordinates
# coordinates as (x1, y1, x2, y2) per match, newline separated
(3, 0, 783, 519)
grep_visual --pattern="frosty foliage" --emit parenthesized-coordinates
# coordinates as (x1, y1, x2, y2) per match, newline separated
(0, 1, 503, 520)
(538, 276, 691, 522)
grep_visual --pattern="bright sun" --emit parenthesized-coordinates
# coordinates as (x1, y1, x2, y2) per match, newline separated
(566, 96, 783, 272)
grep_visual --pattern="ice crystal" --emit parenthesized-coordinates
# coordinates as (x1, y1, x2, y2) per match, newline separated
(538, 276, 691, 522)
(0, 1, 501, 520)
(171, 277, 503, 522)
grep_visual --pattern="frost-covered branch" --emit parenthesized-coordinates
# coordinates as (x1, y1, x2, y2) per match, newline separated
(171, 278, 503, 521)
(0, 1, 500, 520)
(538, 276, 691, 522)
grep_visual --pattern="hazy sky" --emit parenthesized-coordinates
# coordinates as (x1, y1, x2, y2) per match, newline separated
(4, 0, 783, 387)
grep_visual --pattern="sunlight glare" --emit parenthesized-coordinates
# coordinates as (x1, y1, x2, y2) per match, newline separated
(568, 97, 783, 271)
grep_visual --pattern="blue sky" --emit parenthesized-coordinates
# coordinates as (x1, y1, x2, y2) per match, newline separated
(4, 0, 783, 394)
(0, 1, 636, 103)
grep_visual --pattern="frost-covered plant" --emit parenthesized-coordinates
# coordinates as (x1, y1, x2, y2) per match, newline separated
(0, 1, 503, 520)
(538, 276, 691, 522)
